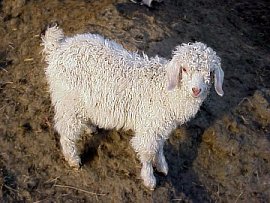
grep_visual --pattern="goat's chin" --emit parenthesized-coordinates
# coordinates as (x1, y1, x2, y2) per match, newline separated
(191, 94, 201, 98)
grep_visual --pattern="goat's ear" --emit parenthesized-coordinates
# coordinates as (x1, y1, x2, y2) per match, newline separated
(214, 65, 224, 96)
(167, 59, 181, 91)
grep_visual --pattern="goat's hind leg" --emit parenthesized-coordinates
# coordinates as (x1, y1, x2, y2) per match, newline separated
(55, 115, 83, 169)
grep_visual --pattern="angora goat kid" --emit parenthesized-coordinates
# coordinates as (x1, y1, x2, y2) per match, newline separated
(42, 26, 224, 190)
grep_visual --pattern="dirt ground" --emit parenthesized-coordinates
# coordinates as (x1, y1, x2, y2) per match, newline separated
(0, 0, 269, 202)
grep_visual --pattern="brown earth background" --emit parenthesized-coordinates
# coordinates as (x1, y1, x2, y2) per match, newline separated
(0, 0, 270, 202)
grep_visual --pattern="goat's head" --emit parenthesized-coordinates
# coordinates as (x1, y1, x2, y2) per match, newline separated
(166, 42, 224, 98)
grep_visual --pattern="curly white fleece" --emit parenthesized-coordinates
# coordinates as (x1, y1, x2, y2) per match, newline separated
(42, 26, 224, 190)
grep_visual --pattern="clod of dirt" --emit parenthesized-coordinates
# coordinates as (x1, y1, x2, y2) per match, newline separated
(194, 88, 270, 201)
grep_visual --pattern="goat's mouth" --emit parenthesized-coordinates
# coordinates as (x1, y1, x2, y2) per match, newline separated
(191, 93, 201, 98)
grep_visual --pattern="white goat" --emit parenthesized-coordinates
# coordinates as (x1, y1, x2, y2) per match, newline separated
(42, 26, 224, 190)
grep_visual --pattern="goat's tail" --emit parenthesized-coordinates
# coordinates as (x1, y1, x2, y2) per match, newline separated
(41, 25, 64, 58)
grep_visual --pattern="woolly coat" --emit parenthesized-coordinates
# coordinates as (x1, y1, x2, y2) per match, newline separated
(42, 27, 220, 156)
(42, 26, 224, 190)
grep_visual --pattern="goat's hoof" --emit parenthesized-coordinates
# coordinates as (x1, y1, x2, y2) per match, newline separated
(153, 160, 168, 175)
(142, 176, 156, 190)
(144, 180, 156, 190)
(66, 156, 81, 169)
(155, 164, 168, 175)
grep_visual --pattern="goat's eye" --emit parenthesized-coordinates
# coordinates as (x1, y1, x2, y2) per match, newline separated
(182, 68, 187, 73)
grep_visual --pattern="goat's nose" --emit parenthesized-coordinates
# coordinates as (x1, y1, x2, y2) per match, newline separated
(192, 87, 201, 96)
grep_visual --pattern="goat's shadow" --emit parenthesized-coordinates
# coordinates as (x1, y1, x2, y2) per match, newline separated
(153, 107, 215, 202)
(79, 110, 215, 202)
(80, 128, 109, 165)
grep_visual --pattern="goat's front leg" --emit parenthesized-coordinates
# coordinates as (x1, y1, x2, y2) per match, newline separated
(131, 133, 160, 190)
(153, 139, 168, 175)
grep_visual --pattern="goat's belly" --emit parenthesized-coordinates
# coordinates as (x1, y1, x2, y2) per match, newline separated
(86, 101, 133, 131)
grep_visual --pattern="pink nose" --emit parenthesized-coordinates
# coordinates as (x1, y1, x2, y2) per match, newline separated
(192, 87, 201, 96)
